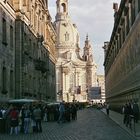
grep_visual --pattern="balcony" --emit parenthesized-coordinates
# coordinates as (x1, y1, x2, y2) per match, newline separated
(34, 59, 48, 73)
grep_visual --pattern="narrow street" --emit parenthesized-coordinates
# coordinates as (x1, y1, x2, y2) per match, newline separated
(0, 108, 136, 140)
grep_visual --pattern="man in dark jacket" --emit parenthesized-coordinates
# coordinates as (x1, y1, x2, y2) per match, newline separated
(133, 101, 139, 123)
(33, 106, 42, 132)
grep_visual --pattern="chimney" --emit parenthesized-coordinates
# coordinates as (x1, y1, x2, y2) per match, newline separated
(113, 3, 118, 20)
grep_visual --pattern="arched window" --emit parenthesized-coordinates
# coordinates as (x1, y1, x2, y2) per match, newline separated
(65, 32, 69, 41)
(61, 3, 66, 12)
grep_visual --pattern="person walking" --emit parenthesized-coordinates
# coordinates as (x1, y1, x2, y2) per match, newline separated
(23, 105, 31, 134)
(9, 106, 19, 135)
(122, 104, 128, 125)
(71, 104, 77, 120)
(33, 105, 42, 132)
(43, 106, 48, 122)
(132, 101, 139, 123)
(57, 102, 65, 123)
(106, 103, 110, 115)
(125, 102, 133, 128)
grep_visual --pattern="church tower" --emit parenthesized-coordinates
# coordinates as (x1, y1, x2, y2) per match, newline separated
(83, 35, 93, 62)
(56, 0, 68, 20)
(83, 35, 97, 88)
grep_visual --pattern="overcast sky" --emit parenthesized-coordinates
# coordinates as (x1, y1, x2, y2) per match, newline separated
(48, 0, 121, 75)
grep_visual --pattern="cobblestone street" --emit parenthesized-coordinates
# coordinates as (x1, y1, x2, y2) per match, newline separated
(0, 108, 136, 140)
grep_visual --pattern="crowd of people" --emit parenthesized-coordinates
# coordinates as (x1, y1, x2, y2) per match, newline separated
(122, 101, 139, 128)
(0, 102, 79, 135)
(1, 100, 139, 135)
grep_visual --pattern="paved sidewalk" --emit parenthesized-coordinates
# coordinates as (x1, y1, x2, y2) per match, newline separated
(101, 108, 140, 140)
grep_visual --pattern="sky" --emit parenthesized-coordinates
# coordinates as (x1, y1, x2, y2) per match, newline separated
(48, 0, 121, 75)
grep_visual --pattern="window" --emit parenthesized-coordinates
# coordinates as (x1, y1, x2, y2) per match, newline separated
(10, 25, 13, 48)
(61, 3, 66, 12)
(2, 18, 7, 45)
(65, 32, 69, 41)
(2, 67, 7, 94)
(10, 70, 14, 97)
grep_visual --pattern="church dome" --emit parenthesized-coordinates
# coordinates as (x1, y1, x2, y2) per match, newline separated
(54, 0, 80, 48)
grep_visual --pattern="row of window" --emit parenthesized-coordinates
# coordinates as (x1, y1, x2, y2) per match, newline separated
(1, 13, 14, 97)
(2, 18, 14, 48)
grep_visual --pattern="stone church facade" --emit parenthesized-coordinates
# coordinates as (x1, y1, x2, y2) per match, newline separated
(54, 0, 98, 102)
(0, 0, 56, 101)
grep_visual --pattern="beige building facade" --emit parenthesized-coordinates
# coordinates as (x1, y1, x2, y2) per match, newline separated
(0, 0, 57, 101)
(103, 0, 140, 111)
(54, 0, 98, 102)
(97, 75, 105, 103)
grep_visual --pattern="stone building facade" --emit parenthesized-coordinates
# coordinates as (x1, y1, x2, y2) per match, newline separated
(54, 0, 97, 102)
(0, 0, 56, 101)
(103, 0, 140, 111)
(0, 1, 16, 101)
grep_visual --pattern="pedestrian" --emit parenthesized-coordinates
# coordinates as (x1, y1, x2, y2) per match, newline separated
(57, 102, 65, 123)
(132, 101, 139, 123)
(125, 102, 133, 128)
(30, 105, 36, 133)
(71, 104, 77, 120)
(65, 103, 71, 122)
(106, 103, 110, 115)
(23, 105, 31, 134)
(33, 105, 42, 132)
(19, 105, 25, 133)
(9, 106, 19, 135)
(43, 106, 48, 122)
(122, 103, 129, 125)
(4, 104, 13, 134)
